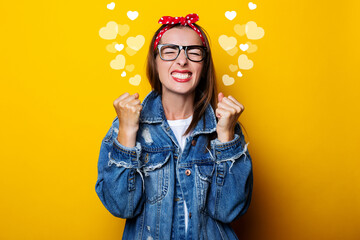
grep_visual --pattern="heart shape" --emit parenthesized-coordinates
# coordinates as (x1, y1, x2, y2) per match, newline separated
(121, 71, 126, 77)
(245, 41, 258, 53)
(234, 24, 246, 36)
(127, 35, 145, 51)
(238, 54, 253, 70)
(225, 11, 237, 21)
(218, 35, 237, 51)
(107, 2, 115, 10)
(118, 24, 130, 36)
(127, 11, 139, 21)
(129, 74, 141, 86)
(126, 64, 135, 72)
(126, 47, 137, 56)
(226, 47, 238, 56)
(240, 44, 249, 51)
(246, 21, 265, 40)
(99, 21, 118, 40)
(229, 64, 238, 72)
(237, 71, 243, 77)
(106, 42, 117, 53)
(115, 44, 124, 52)
(248, 2, 257, 10)
(110, 54, 126, 70)
(222, 74, 235, 86)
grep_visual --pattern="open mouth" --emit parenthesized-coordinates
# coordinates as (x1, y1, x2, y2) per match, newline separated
(171, 71, 192, 82)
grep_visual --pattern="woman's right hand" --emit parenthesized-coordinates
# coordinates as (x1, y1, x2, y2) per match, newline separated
(113, 92, 142, 148)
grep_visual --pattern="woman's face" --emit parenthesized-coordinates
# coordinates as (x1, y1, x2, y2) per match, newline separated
(155, 27, 204, 97)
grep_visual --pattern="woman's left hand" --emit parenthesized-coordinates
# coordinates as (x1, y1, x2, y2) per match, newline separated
(215, 92, 244, 142)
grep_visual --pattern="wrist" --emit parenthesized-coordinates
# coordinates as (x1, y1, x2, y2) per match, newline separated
(117, 128, 138, 148)
(217, 130, 235, 143)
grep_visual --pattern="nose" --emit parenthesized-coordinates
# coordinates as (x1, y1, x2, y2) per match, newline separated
(176, 49, 188, 66)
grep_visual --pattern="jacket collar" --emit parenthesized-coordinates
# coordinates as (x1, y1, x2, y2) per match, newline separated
(139, 91, 217, 136)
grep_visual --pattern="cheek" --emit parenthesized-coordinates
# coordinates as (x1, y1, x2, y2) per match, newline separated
(196, 64, 204, 78)
(156, 60, 170, 75)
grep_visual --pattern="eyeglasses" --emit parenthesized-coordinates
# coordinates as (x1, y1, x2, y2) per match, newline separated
(157, 44, 207, 62)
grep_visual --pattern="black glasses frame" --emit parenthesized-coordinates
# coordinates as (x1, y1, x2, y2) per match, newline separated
(157, 44, 207, 62)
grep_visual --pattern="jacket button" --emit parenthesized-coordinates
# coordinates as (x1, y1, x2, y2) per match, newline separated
(185, 169, 191, 176)
(191, 139, 196, 146)
(189, 212, 192, 218)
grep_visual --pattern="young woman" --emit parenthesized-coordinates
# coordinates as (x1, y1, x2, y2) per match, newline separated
(95, 13, 253, 240)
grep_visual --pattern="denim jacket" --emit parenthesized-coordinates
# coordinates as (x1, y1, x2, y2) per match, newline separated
(95, 91, 253, 240)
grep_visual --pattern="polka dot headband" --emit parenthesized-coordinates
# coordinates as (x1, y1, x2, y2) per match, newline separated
(154, 13, 206, 51)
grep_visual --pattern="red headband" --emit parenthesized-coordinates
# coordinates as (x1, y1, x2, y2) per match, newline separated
(154, 13, 206, 50)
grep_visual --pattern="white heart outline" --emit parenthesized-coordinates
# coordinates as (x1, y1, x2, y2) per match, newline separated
(225, 11, 237, 21)
(127, 11, 139, 20)
(107, 2, 115, 10)
(222, 74, 235, 86)
(129, 74, 141, 86)
(115, 44, 124, 52)
(248, 2, 257, 10)
(240, 43, 249, 51)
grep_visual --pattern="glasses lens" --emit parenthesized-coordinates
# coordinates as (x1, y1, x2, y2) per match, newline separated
(160, 45, 179, 60)
(187, 46, 206, 61)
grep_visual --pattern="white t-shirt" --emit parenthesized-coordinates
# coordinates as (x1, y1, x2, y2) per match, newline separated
(167, 115, 192, 233)
(167, 115, 193, 151)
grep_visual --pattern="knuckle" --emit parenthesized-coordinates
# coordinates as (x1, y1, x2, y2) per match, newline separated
(123, 104, 130, 110)
(125, 103, 132, 109)
(119, 101, 126, 108)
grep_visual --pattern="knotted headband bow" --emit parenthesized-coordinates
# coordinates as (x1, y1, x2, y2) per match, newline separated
(154, 13, 206, 50)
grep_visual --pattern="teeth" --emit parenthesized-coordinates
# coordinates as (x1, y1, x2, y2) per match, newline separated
(172, 73, 191, 79)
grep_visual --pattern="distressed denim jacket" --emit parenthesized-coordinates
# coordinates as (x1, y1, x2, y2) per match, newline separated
(95, 91, 253, 240)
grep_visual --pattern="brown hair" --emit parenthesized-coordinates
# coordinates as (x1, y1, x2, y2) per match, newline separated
(146, 23, 218, 135)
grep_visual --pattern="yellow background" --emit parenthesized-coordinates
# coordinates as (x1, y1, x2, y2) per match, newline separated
(1, 0, 359, 239)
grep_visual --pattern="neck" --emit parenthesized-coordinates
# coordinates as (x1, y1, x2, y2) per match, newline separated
(161, 92, 195, 120)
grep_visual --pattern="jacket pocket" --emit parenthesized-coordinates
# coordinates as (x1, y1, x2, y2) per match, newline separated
(195, 160, 215, 211)
(141, 149, 171, 204)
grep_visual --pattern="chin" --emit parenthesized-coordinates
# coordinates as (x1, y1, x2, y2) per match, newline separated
(163, 85, 197, 96)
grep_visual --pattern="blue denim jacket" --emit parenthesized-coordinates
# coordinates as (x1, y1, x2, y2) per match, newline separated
(95, 91, 253, 240)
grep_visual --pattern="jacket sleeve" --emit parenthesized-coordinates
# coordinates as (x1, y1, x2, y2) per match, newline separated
(206, 122, 253, 223)
(95, 117, 145, 219)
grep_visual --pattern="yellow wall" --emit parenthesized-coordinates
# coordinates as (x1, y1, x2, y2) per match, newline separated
(1, 0, 359, 239)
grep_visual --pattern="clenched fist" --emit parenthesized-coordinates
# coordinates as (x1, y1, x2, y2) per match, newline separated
(215, 92, 244, 143)
(113, 92, 142, 148)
